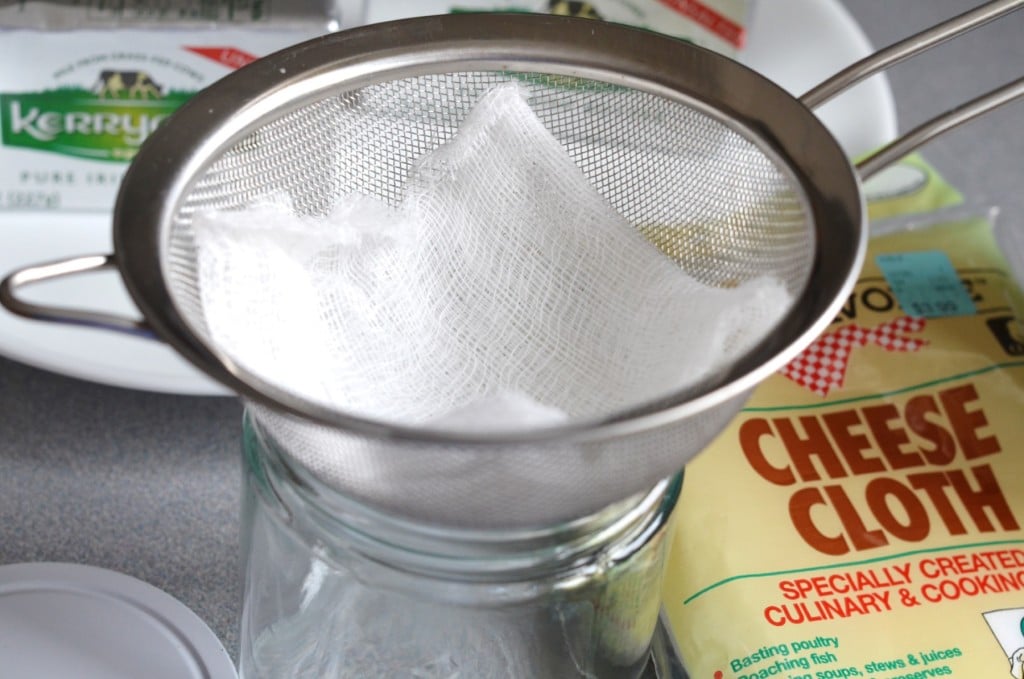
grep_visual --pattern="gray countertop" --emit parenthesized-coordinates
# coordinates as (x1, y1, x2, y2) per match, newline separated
(1, 0, 1022, 669)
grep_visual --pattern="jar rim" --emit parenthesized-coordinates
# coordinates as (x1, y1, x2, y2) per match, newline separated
(245, 410, 683, 584)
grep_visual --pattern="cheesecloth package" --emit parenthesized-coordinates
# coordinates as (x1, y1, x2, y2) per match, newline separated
(663, 210, 1024, 679)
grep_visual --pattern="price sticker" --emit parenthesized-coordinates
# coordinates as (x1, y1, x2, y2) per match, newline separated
(876, 250, 976, 319)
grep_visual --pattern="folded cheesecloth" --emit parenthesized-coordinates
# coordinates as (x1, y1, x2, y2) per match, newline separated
(192, 83, 793, 527)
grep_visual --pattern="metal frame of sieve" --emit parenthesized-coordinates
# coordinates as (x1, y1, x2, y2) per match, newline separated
(3, 4, 1023, 455)
(128, 15, 862, 444)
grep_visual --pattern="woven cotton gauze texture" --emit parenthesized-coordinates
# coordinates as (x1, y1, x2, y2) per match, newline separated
(193, 83, 792, 429)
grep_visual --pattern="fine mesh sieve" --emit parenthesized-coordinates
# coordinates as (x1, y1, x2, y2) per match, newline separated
(4, 7, 1022, 528)
(129, 19, 835, 528)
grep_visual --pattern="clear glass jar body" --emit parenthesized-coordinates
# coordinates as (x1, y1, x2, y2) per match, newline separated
(238, 411, 682, 678)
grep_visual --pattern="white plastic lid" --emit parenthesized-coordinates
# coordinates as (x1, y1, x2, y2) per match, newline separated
(0, 562, 237, 679)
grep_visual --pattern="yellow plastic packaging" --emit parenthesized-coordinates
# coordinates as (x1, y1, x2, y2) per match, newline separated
(664, 214, 1024, 679)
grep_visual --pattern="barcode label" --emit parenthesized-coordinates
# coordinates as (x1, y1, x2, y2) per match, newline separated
(876, 250, 976, 319)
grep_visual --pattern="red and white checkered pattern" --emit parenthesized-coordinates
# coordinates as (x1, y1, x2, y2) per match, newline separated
(779, 316, 927, 397)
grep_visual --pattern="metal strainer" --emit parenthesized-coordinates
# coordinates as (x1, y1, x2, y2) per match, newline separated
(3, 3, 1023, 529)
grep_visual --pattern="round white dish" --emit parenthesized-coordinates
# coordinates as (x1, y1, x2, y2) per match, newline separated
(742, 0, 898, 158)
(0, 0, 898, 395)
(0, 562, 237, 679)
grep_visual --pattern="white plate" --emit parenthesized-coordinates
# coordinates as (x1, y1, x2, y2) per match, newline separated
(0, 0, 897, 395)
(742, 0, 898, 158)
(0, 562, 237, 679)
(0, 211, 228, 394)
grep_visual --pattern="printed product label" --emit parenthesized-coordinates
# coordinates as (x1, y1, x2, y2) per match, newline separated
(0, 29, 319, 212)
(663, 216, 1024, 679)
(1, 88, 193, 162)
(0, 0, 340, 27)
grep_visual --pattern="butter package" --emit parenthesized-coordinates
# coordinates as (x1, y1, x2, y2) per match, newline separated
(0, 1, 347, 212)
(663, 213, 1024, 679)
(366, 0, 753, 59)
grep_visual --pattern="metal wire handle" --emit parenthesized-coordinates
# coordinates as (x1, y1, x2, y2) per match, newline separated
(0, 254, 154, 337)
(797, 0, 1024, 179)
(857, 76, 1024, 179)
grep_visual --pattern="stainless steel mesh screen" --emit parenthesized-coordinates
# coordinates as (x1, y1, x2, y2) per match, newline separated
(160, 69, 817, 528)
(169, 72, 812, 302)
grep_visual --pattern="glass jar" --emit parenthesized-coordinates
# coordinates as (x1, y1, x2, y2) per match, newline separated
(238, 411, 683, 678)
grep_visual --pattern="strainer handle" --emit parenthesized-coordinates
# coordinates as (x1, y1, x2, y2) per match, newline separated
(855, 76, 1024, 179)
(800, 0, 1023, 109)
(797, 0, 1024, 181)
(0, 254, 156, 338)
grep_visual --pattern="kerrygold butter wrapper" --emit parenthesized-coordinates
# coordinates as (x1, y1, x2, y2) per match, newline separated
(0, 5, 334, 213)
(369, 0, 753, 59)
(663, 215, 1024, 679)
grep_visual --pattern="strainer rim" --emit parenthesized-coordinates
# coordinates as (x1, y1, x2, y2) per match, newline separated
(113, 13, 867, 447)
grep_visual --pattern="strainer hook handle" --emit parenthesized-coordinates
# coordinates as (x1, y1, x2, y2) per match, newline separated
(855, 75, 1024, 180)
(800, 0, 1023, 109)
(0, 254, 156, 338)
(798, 0, 1024, 180)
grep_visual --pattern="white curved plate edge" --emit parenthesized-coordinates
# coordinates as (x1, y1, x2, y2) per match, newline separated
(0, 562, 237, 678)
(0, 0, 898, 396)
(742, 0, 899, 158)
